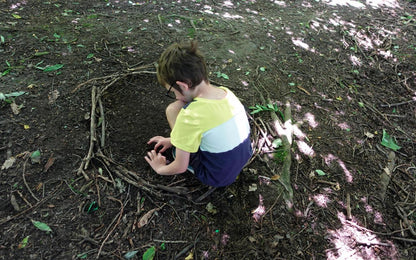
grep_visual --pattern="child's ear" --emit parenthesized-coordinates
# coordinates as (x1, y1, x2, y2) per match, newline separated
(176, 81, 189, 91)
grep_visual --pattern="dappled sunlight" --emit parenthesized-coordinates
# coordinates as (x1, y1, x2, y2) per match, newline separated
(313, 193, 331, 208)
(304, 112, 319, 128)
(270, 0, 286, 7)
(350, 55, 362, 66)
(366, 0, 401, 9)
(252, 194, 266, 222)
(323, 154, 354, 182)
(221, 0, 235, 8)
(221, 12, 243, 19)
(296, 140, 316, 157)
(361, 197, 385, 225)
(326, 212, 398, 259)
(325, 0, 366, 9)
(291, 37, 316, 53)
(337, 122, 351, 130)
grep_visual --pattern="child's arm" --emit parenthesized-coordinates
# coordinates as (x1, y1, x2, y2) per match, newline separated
(145, 147, 190, 175)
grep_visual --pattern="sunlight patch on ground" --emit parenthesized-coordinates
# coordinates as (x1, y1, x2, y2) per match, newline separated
(304, 112, 319, 128)
(324, 154, 354, 182)
(296, 140, 316, 157)
(324, 0, 366, 9)
(313, 193, 331, 207)
(222, 0, 234, 8)
(326, 212, 398, 259)
(361, 197, 385, 224)
(350, 55, 362, 66)
(366, 0, 401, 9)
(252, 194, 266, 222)
(337, 122, 350, 131)
(270, 0, 286, 7)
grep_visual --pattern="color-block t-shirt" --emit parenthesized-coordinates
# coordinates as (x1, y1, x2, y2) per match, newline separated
(170, 87, 252, 187)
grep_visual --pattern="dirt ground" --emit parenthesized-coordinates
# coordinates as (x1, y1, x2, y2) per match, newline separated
(1, 0, 416, 259)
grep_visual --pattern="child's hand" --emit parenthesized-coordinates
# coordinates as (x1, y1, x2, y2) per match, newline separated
(144, 150, 167, 173)
(147, 136, 172, 153)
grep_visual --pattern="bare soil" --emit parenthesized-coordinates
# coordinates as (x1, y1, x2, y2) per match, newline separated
(1, 0, 416, 259)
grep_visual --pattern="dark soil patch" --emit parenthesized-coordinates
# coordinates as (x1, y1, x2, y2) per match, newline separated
(1, 0, 416, 259)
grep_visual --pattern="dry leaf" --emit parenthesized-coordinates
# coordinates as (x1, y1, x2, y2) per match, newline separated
(11, 102, 21, 115)
(248, 183, 257, 192)
(270, 174, 280, 180)
(185, 251, 194, 260)
(365, 131, 375, 138)
(1, 157, 16, 170)
(36, 183, 43, 191)
(43, 156, 55, 172)
(48, 90, 60, 104)
(137, 208, 157, 228)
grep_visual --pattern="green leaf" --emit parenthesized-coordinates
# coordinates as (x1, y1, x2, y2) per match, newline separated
(1, 91, 27, 100)
(34, 51, 50, 56)
(215, 71, 229, 79)
(18, 236, 29, 249)
(272, 138, 283, 148)
(30, 150, 41, 164)
(381, 129, 401, 151)
(160, 243, 166, 251)
(42, 64, 64, 72)
(315, 169, 326, 176)
(12, 14, 22, 19)
(87, 53, 94, 59)
(31, 220, 52, 232)
(142, 246, 156, 260)
(124, 250, 138, 259)
(77, 253, 88, 259)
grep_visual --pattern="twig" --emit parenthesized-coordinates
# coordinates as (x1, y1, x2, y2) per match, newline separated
(97, 196, 124, 259)
(0, 182, 63, 225)
(396, 205, 416, 236)
(85, 85, 98, 171)
(195, 187, 217, 202)
(16, 190, 32, 207)
(175, 238, 200, 259)
(98, 96, 106, 148)
(380, 99, 416, 108)
(153, 239, 188, 244)
(22, 158, 39, 202)
(392, 237, 416, 243)
(346, 193, 352, 220)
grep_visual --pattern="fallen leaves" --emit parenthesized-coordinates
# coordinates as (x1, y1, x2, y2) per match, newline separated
(48, 90, 60, 104)
(137, 208, 158, 228)
(1, 157, 16, 170)
(31, 220, 52, 233)
(10, 102, 23, 114)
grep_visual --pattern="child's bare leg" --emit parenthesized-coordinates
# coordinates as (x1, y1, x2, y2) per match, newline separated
(166, 100, 185, 129)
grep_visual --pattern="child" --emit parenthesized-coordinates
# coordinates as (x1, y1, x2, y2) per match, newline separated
(144, 41, 252, 187)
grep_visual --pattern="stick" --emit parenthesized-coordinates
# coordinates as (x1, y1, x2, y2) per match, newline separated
(346, 193, 352, 220)
(97, 197, 124, 259)
(175, 238, 200, 259)
(0, 182, 63, 225)
(22, 158, 39, 202)
(98, 96, 106, 148)
(85, 86, 98, 170)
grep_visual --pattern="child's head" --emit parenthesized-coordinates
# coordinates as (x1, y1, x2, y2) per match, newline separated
(157, 41, 208, 92)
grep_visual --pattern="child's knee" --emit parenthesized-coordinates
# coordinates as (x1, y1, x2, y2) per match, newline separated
(166, 101, 184, 128)
(166, 101, 183, 116)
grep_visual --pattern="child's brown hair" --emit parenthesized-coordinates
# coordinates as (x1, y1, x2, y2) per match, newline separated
(157, 41, 208, 92)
